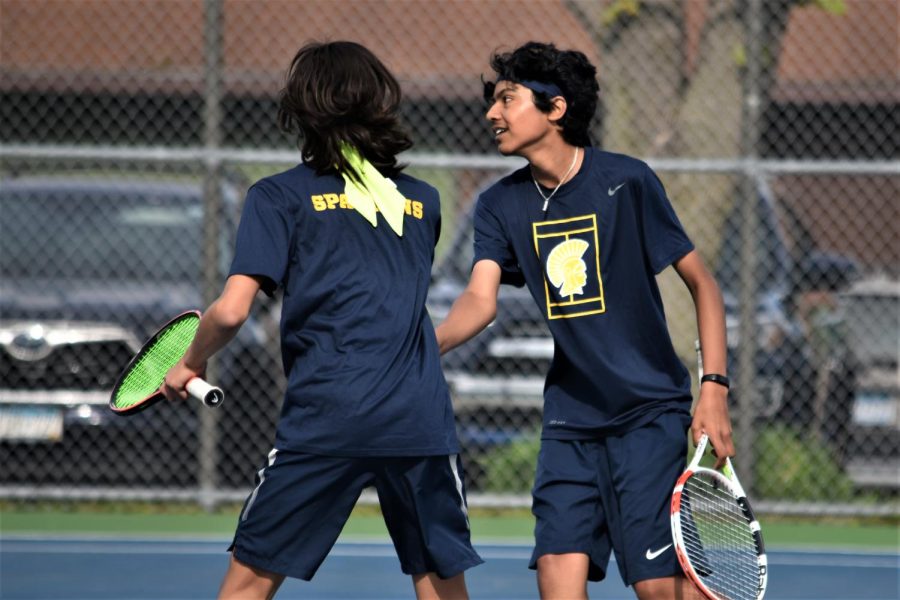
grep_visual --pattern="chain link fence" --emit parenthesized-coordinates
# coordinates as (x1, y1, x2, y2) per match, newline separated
(1, 0, 897, 516)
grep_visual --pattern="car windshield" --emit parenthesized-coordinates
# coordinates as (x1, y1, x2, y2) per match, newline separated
(0, 184, 207, 282)
(437, 214, 476, 281)
(715, 193, 791, 296)
(843, 291, 899, 367)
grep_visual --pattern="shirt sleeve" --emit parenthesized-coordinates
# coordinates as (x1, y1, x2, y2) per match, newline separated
(228, 180, 293, 296)
(639, 167, 695, 274)
(472, 194, 525, 287)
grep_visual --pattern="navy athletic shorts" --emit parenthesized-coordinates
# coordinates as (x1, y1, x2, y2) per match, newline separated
(229, 449, 483, 581)
(529, 409, 692, 586)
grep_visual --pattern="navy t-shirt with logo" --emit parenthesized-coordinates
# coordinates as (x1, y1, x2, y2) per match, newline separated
(229, 164, 459, 457)
(474, 147, 694, 438)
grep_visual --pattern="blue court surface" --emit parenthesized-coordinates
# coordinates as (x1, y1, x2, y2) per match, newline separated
(1, 536, 897, 599)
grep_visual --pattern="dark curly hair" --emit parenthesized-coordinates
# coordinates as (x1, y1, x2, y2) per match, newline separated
(484, 42, 599, 147)
(278, 41, 412, 180)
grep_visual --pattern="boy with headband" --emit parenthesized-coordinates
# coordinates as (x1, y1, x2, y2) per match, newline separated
(436, 41, 733, 599)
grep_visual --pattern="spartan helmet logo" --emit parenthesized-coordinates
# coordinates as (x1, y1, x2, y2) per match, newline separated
(546, 238, 590, 297)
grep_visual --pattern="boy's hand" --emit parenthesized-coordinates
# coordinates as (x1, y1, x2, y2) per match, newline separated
(162, 359, 206, 402)
(691, 383, 734, 469)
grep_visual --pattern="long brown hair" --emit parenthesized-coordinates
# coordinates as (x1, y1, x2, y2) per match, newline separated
(278, 41, 412, 180)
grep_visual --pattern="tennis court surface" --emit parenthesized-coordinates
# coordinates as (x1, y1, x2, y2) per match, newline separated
(2, 536, 897, 599)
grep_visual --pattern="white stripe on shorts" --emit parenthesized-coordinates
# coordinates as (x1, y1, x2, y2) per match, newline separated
(241, 448, 278, 522)
(448, 454, 469, 524)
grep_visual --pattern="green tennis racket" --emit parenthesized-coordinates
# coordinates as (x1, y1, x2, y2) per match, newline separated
(109, 311, 224, 416)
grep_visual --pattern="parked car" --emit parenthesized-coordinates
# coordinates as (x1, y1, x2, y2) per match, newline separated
(427, 176, 859, 481)
(838, 275, 900, 488)
(0, 176, 283, 489)
(426, 196, 546, 489)
(715, 177, 858, 457)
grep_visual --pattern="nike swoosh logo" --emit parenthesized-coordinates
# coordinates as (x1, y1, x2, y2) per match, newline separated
(608, 183, 625, 196)
(645, 544, 673, 560)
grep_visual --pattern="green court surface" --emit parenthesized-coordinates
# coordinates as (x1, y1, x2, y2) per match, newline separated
(1, 506, 897, 550)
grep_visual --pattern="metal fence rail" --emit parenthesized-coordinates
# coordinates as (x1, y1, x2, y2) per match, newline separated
(3, 144, 899, 174)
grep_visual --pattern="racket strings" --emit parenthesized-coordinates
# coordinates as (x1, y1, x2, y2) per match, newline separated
(680, 472, 761, 600)
(112, 317, 200, 408)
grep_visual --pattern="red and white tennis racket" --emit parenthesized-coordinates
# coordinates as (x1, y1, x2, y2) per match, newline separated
(670, 432, 767, 600)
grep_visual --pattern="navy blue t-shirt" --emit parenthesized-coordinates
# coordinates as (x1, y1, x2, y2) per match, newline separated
(474, 147, 694, 438)
(229, 164, 459, 457)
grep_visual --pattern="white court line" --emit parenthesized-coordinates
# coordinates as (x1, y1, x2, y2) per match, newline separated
(1, 538, 896, 567)
(4, 542, 228, 555)
(0, 539, 531, 560)
(766, 553, 899, 569)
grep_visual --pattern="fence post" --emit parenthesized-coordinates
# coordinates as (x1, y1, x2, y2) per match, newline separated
(735, 0, 765, 495)
(199, 0, 225, 512)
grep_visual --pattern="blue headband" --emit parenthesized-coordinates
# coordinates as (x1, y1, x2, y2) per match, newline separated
(516, 79, 564, 99)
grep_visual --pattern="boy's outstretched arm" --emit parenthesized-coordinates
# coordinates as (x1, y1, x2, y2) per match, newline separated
(673, 250, 735, 467)
(435, 259, 502, 355)
(162, 274, 263, 401)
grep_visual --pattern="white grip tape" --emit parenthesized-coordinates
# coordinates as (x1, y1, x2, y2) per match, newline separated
(186, 378, 225, 408)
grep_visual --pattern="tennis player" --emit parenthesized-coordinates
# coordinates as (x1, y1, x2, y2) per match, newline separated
(162, 41, 482, 599)
(434, 41, 734, 600)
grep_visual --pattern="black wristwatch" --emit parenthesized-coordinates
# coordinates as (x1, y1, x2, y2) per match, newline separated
(700, 373, 730, 389)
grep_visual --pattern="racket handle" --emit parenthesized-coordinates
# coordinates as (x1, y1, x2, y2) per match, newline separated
(186, 378, 225, 408)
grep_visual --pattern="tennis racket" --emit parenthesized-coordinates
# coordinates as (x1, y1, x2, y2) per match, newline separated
(109, 310, 224, 416)
(670, 431, 767, 600)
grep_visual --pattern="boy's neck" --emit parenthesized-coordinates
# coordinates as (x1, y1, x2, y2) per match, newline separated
(527, 140, 584, 189)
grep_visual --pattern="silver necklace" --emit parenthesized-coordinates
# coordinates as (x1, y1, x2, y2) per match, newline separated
(532, 147, 580, 213)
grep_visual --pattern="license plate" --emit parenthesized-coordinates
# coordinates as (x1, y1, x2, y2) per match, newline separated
(0, 405, 64, 441)
(852, 392, 897, 427)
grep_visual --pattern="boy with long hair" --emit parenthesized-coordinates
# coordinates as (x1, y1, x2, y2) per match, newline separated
(163, 41, 482, 600)
(435, 41, 733, 600)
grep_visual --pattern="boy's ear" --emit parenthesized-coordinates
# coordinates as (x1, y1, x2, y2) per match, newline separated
(548, 96, 568, 124)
